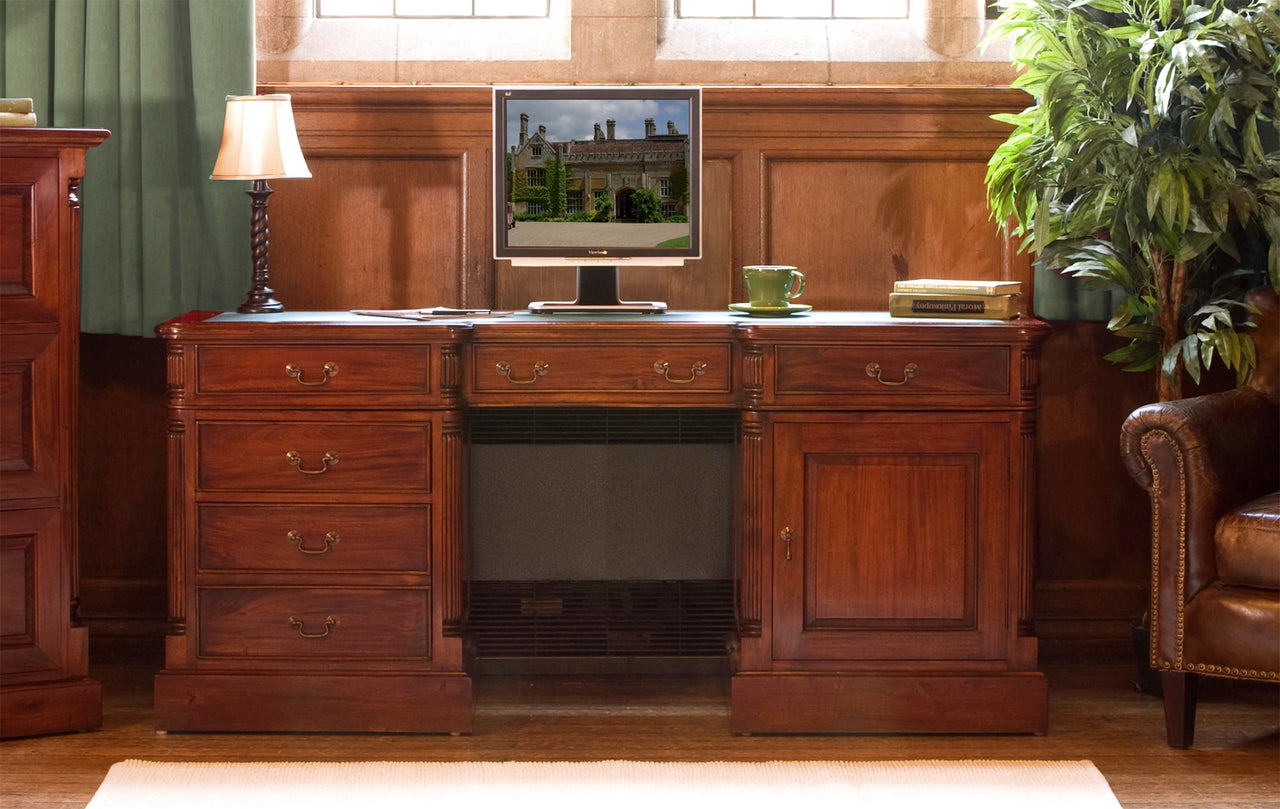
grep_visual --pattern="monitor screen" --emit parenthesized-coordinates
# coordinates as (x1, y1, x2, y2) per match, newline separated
(493, 86, 702, 274)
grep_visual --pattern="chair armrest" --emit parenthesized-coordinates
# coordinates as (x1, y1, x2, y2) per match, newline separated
(1120, 387, 1279, 667)
(1121, 388, 1278, 499)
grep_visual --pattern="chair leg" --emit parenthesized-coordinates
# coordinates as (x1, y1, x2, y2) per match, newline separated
(1161, 671, 1198, 748)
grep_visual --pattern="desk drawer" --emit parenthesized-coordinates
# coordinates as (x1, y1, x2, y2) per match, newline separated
(197, 345, 431, 396)
(197, 587, 430, 659)
(471, 343, 732, 395)
(775, 345, 1010, 399)
(197, 504, 430, 572)
(197, 422, 431, 493)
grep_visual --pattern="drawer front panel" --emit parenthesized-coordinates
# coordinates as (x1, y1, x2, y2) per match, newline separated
(471, 343, 732, 394)
(197, 422, 431, 493)
(198, 588, 430, 659)
(197, 345, 431, 395)
(775, 346, 1010, 397)
(197, 504, 430, 572)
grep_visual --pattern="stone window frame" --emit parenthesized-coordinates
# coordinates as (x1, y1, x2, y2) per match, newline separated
(257, 0, 1009, 69)
(257, 0, 571, 63)
(656, 0, 1007, 63)
(316, 0, 550, 17)
(677, 0, 909, 19)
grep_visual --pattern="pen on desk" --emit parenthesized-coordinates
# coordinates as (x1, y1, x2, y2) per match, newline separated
(350, 308, 514, 320)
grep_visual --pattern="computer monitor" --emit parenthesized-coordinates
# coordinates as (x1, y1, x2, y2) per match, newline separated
(493, 86, 702, 313)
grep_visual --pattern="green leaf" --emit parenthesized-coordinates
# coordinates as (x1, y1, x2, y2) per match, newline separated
(1239, 333, 1258, 384)
(1199, 337, 1216, 374)
(1162, 342, 1185, 381)
(1243, 112, 1266, 168)
(1108, 305, 1133, 330)
(1182, 337, 1204, 385)
(1221, 326, 1243, 369)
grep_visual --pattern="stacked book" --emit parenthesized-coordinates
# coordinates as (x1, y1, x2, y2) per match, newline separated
(0, 98, 37, 127)
(889, 278, 1021, 320)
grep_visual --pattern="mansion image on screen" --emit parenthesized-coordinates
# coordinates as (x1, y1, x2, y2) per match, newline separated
(507, 110, 691, 222)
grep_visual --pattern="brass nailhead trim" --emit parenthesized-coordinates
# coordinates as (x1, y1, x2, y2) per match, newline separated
(1141, 430, 1279, 681)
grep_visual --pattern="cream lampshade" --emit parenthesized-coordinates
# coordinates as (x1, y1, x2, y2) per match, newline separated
(211, 94, 311, 313)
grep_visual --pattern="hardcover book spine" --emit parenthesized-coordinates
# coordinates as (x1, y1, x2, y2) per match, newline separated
(888, 293, 1019, 319)
(892, 280, 1022, 296)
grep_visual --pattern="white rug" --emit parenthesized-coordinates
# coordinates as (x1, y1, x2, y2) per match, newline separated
(85, 759, 1122, 809)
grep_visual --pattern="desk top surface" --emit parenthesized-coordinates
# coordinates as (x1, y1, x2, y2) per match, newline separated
(181, 309, 1047, 330)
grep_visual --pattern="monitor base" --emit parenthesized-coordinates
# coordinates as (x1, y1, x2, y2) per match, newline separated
(528, 301, 667, 315)
(527, 266, 668, 315)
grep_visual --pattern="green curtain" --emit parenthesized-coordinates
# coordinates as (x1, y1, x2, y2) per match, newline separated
(1, 0, 254, 336)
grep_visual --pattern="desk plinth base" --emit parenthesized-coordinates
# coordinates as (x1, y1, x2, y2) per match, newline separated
(154, 672, 473, 734)
(729, 671, 1048, 735)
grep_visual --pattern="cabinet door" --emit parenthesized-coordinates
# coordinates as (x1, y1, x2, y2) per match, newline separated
(771, 415, 1012, 662)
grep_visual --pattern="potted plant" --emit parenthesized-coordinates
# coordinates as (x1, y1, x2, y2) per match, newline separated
(984, 0, 1279, 401)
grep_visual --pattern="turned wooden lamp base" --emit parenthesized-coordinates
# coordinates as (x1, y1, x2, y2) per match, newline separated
(237, 180, 285, 314)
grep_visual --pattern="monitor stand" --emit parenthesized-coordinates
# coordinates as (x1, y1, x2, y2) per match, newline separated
(528, 266, 667, 314)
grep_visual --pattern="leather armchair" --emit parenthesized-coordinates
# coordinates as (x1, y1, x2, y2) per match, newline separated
(1120, 288, 1279, 748)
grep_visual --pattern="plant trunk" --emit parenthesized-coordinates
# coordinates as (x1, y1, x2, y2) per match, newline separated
(1155, 252, 1187, 402)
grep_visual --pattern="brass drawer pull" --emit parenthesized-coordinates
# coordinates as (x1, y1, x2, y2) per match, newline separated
(285, 362, 339, 386)
(496, 361, 549, 385)
(654, 360, 707, 384)
(286, 450, 339, 474)
(287, 530, 341, 554)
(781, 526, 795, 561)
(288, 615, 338, 639)
(865, 361, 918, 386)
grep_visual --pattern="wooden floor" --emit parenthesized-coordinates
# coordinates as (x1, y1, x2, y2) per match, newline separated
(1, 658, 1276, 809)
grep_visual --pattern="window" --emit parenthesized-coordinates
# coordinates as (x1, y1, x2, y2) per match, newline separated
(678, 0, 907, 18)
(526, 169, 546, 187)
(318, 0, 548, 18)
(659, 179, 673, 197)
(531, 145, 543, 158)
(526, 202, 544, 216)
(567, 190, 584, 214)
(659, 0, 1007, 64)
(265, 0, 569, 64)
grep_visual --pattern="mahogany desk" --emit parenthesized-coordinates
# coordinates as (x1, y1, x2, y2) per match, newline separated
(153, 310, 1050, 735)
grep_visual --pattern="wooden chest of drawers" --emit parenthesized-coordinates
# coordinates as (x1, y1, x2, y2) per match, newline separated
(155, 311, 1050, 735)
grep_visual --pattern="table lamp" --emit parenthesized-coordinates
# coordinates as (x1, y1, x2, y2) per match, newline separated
(211, 94, 311, 313)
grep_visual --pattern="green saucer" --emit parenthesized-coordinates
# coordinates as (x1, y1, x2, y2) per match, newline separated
(729, 302, 813, 317)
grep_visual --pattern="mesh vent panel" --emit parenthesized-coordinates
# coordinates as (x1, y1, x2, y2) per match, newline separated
(469, 579, 735, 658)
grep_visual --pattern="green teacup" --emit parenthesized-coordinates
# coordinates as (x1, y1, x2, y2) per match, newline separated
(743, 265, 805, 308)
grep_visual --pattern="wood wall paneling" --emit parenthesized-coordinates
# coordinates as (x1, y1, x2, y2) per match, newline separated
(270, 158, 464, 311)
(765, 159, 1008, 311)
(77, 335, 168, 653)
(264, 86, 1033, 313)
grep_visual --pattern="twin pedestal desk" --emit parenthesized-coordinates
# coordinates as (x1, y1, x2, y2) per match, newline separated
(153, 310, 1051, 735)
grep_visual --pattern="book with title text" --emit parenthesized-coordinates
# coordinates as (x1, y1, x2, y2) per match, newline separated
(889, 279, 1022, 320)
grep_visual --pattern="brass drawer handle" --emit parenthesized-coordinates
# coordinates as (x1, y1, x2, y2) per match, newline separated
(781, 526, 795, 561)
(496, 361, 548, 385)
(288, 615, 338, 639)
(865, 361, 918, 386)
(287, 530, 341, 555)
(285, 362, 339, 386)
(654, 360, 707, 384)
(286, 450, 339, 474)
